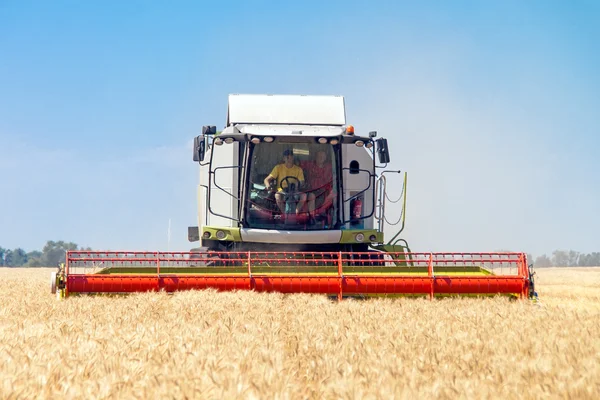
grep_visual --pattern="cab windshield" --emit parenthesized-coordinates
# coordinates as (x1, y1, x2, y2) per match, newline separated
(246, 142, 339, 230)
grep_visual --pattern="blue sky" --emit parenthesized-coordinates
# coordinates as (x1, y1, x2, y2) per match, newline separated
(0, 0, 598, 256)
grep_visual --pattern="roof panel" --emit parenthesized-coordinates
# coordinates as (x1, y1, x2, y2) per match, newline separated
(227, 94, 346, 126)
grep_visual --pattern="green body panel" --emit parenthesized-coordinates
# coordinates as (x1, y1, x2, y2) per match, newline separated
(369, 244, 412, 266)
(340, 229, 382, 244)
(201, 226, 383, 245)
(201, 227, 242, 242)
(95, 265, 493, 276)
(371, 244, 410, 253)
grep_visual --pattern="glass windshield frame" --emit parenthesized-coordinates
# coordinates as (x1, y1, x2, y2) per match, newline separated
(243, 141, 340, 231)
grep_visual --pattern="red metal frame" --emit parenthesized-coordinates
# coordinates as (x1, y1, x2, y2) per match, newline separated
(64, 251, 530, 299)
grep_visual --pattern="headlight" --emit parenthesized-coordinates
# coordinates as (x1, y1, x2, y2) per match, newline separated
(263, 137, 274, 143)
(216, 230, 227, 240)
(365, 142, 373, 149)
(318, 137, 328, 144)
(355, 233, 365, 242)
(369, 234, 377, 242)
(224, 137, 234, 144)
(355, 140, 364, 147)
(214, 138, 223, 146)
(251, 137, 261, 144)
(203, 232, 211, 239)
(330, 139, 339, 145)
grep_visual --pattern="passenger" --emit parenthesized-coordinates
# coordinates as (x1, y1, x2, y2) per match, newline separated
(263, 149, 307, 214)
(304, 150, 335, 217)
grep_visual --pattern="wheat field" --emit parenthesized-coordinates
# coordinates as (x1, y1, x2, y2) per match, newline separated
(0, 267, 599, 399)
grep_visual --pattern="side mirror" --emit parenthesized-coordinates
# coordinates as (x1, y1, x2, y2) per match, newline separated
(202, 125, 217, 135)
(193, 135, 206, 162)
(376, 138, 390, 164)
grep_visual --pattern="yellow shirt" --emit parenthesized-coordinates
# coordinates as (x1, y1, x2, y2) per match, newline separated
(269, 164, 305, 190)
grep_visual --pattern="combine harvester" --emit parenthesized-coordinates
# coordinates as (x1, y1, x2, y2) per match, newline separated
(52, 94, 536, 299)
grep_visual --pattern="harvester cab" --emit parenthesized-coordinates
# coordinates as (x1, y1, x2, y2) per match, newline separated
(53, 94, 535, 300)
(190, 94, 397, 254)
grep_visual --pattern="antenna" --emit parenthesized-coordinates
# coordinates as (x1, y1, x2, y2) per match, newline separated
(167, 219, 172, 252)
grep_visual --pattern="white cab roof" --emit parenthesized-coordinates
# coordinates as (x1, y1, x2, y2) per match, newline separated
(227, 94, 346, 126)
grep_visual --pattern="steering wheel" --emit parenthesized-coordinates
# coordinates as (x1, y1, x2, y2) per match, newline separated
(279, 176, 301, 193)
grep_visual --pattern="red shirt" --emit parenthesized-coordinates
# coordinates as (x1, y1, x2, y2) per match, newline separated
(302, 161, 333, 191)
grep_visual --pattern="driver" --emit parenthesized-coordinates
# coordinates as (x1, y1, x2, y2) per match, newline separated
(264, 149, 307, 215)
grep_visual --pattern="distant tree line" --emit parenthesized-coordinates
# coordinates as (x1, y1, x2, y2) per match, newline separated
(533, 250, 600, 267)
(0, 242, 597, 268)
(0, 241, 91, 267)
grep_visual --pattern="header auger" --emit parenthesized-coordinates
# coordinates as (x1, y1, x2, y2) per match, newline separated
(52, 94, 535, 299)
